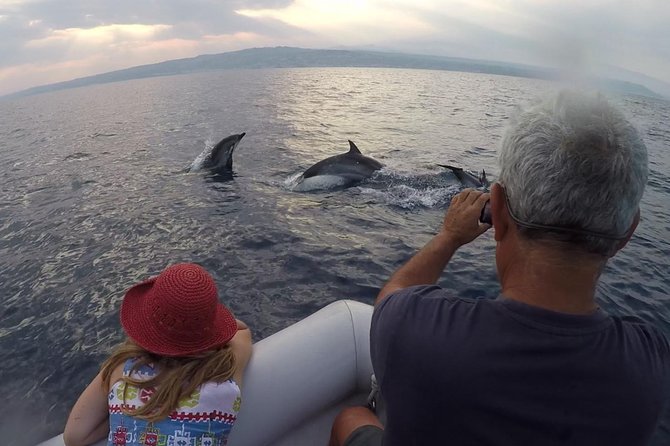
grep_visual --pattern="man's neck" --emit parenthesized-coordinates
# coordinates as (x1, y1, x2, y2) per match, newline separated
(500, 245, 604, 315)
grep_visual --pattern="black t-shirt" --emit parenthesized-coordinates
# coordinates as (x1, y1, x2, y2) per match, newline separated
(371, 286, 670, 446)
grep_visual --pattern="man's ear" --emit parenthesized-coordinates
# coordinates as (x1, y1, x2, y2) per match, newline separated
(611, 209, 640, 257)
(491, 183, 509, 242)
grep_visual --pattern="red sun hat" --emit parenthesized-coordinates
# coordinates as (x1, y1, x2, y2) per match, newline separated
(120, 263, 237, 357)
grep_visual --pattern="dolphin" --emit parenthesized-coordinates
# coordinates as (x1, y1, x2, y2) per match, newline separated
(189, 133, 245, 172)
(294, 140, 383, 191)
(438, 164, 489, 188)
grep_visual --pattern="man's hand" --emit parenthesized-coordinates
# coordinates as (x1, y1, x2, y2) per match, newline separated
(376, 189, 491, 304)
(441, 189, 491, 247)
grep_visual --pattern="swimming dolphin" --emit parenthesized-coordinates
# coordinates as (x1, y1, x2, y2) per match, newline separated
(294, 140, 383, 191)
(438, 164, 489, 188)
(189, 133, 245, 172)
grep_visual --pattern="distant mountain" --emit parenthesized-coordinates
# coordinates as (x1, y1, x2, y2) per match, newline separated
(598, 64, 670, 99)
(3, 46, 664, 99)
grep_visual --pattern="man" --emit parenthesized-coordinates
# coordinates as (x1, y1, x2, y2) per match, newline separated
(330, 91, 668, 446)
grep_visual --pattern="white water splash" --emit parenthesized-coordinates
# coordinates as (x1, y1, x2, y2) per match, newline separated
(189, 139, 215, 171)
(282, 171, 304, 190)
(358, 184, 460, 209)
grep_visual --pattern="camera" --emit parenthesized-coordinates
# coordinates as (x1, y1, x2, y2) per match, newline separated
(480, 201, 492, 225)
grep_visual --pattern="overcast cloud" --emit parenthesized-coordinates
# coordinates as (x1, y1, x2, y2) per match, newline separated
(0, 0, 668, 96)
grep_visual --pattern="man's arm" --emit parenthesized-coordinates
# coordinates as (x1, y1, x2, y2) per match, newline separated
(376, 189, 490, 305)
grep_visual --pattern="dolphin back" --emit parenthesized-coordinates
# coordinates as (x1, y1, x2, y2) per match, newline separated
(438, 164, 486, 188)
(190, 132, 245, 172)
(299, 140, 383, 185)
(302, 153, 371, 180)
(213, 132, 245, 170)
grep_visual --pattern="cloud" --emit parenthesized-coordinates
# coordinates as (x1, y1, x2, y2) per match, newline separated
(237, 0, 435, 42)
(235, 0, 670, 84)
(0, 0, 313, 94)
(410, 0, 670, 82)
(0, 28, 281, 95)
(26, 23, 172, 49)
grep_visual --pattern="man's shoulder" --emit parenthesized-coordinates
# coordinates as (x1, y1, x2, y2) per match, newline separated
(375, 285, 487, 312)
(370, 286, 497, 381)
(372, 285, 498, 337)
(614, 315, 670, 354)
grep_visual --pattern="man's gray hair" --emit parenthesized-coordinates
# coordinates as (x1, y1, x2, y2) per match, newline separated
(498, 90, 648, 256)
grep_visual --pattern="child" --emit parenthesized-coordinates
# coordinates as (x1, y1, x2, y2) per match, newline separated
(63, 263, 252, 446)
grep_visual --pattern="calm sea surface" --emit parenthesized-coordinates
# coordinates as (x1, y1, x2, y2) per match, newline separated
(0, 68, 668, 445)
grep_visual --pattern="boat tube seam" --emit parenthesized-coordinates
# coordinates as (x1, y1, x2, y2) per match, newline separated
(343, 300, 359, 389)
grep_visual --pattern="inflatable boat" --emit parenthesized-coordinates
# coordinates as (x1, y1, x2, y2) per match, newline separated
(39, 299, 377, 446)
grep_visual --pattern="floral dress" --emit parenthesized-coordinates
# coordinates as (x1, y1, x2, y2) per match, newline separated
(107, 359, 242, 446)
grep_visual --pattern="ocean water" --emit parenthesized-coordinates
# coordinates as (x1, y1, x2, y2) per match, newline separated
(0, 68, 668, 445)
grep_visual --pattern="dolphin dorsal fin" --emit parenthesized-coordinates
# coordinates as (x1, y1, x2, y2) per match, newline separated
(348, 140, 362, 154)
(437, 164, 463, 172)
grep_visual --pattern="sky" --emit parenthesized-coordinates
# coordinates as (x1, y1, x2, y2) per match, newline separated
(1, 0, 669, 96)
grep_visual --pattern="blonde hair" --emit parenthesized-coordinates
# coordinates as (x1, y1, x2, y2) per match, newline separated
(101, 339, 236, 422)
